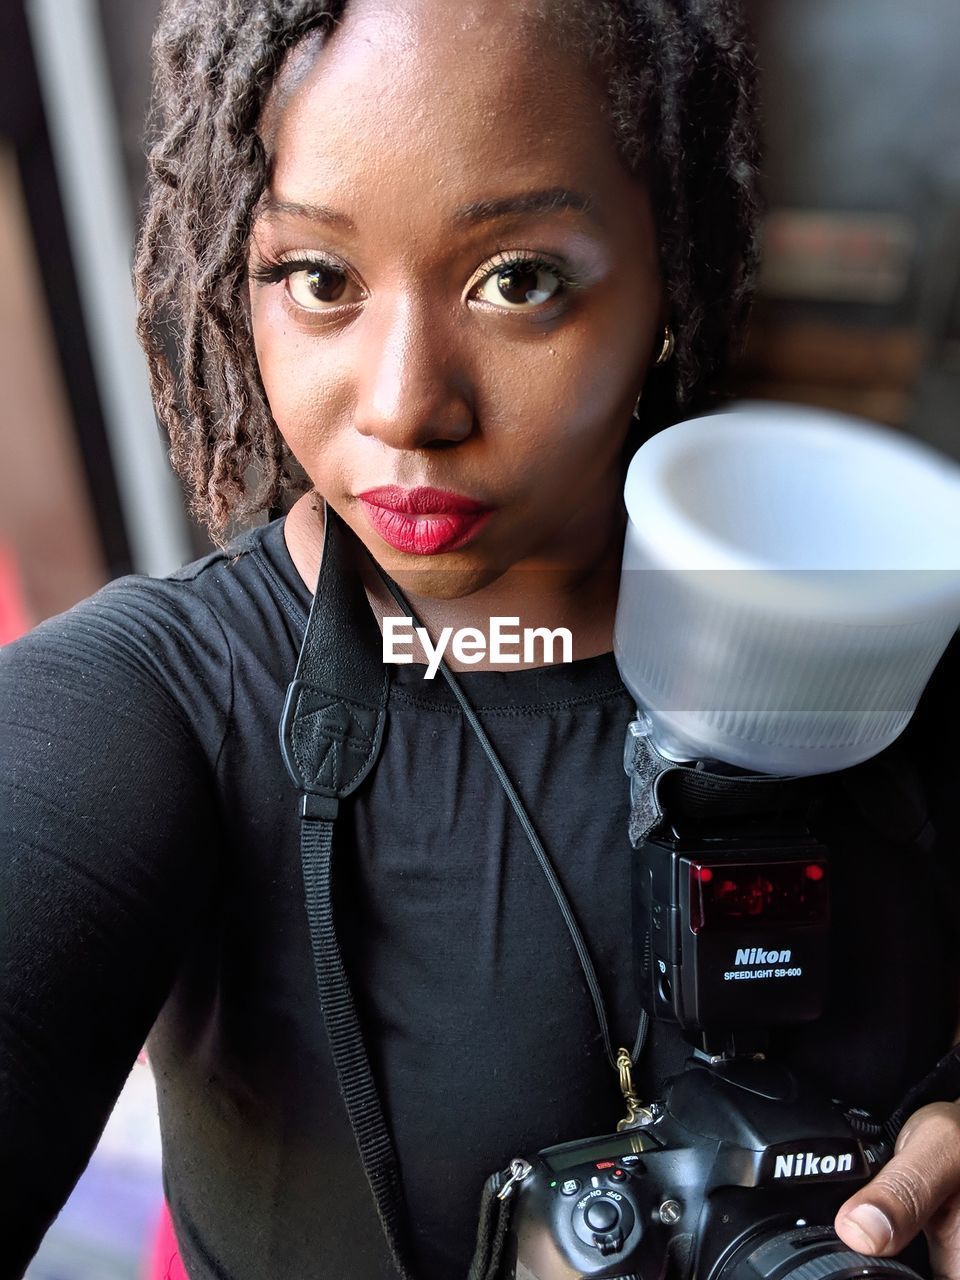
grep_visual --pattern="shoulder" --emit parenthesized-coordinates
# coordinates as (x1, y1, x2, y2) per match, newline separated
(0, 520, 304, 762)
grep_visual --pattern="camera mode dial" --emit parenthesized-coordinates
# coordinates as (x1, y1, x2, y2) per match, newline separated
(573, 1187, 637, 1256)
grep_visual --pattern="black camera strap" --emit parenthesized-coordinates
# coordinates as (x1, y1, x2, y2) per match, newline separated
(884, 1042, 960, 1142)
(468, 1165, 521, 1280)
(279, 509, 412, 1279)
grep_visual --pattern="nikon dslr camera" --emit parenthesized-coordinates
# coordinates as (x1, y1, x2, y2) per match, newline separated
(501, 1055, 913, 1280)
(498, 800, 926, 1280)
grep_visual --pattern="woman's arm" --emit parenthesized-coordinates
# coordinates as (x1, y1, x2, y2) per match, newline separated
(0, 588, 224, 1276)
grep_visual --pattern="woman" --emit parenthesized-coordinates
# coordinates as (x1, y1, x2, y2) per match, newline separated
(2, 1, 959, 1277)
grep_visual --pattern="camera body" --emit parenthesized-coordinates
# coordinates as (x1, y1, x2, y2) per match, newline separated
(505, 1058, 899, 1280)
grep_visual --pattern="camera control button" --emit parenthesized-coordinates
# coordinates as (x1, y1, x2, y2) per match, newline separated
(560, 1178, 581, 1196)
(593, 1230, 624, 1257)
(573, 1189, 636, 1250)
(610, 1168, 628, 1182)
(585, 1200, 620, 1232)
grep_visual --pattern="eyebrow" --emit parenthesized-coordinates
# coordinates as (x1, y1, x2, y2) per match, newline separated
(454, 187, 597, 225)
(257, 195, 357, 231)
(256, 186, 596, 231)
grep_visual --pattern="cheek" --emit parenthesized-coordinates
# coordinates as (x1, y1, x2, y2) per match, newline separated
(251, 300, 349, 464)
(482, 300, 655, 466)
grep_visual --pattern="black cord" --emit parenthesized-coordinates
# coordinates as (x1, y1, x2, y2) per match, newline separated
(373, 565, 649, 1072)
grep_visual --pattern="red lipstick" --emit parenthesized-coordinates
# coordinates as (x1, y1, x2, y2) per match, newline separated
(356, 486, 493, 555)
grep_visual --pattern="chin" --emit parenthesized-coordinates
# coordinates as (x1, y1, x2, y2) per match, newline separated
(374, 558, 506, 602)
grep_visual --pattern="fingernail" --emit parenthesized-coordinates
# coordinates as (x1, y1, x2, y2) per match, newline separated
(843, 1205, 894, 1253)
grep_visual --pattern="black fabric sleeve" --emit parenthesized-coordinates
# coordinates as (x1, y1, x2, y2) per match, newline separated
(0, 582, 229, 1278)
(918, 630, 960, 844)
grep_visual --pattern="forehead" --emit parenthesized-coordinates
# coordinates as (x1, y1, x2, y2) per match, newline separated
(261, 0, 620, 220)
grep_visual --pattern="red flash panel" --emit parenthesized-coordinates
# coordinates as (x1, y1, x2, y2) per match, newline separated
(689, 860, 828, 934)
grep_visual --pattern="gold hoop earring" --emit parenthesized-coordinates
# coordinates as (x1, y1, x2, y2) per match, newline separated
(634, 326, 677, 419)
(655, 325, 675, 367)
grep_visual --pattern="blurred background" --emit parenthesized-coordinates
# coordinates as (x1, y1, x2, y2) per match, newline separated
(1, 0, 958, 1276)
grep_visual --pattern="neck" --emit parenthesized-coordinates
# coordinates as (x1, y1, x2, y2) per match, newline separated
(283, 493, 625, 669)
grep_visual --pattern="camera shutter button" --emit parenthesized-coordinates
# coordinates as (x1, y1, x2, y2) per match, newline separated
(585, 1200, 620, 1232)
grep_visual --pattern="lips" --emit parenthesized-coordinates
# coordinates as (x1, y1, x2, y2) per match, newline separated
(356, 486, 493, 555)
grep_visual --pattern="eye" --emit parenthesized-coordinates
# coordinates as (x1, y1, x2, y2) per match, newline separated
(473, 257, 567, 310)
(287, 263, 349, 308)
(249, 254, 359, 311)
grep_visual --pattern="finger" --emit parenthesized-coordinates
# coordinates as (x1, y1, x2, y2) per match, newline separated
(835, 1102, 960, 1257)
(925, 1191, 960, 1280)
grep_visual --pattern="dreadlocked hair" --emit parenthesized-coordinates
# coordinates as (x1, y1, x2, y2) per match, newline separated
(136, 0, 761, 542)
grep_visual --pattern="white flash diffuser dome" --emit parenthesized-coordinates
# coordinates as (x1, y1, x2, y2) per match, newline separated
(614, 404, 960, 775)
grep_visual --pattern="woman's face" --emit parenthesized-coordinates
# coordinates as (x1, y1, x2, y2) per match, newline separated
(249, 0, 662, 598)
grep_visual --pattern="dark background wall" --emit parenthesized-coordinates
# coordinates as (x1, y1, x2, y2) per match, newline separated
(754, 0, 960, 221)
(97, 0, 155, 211)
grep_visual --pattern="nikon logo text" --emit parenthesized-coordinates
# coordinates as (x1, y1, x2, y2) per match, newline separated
(774, 1152, 854, 1178)
(734, 948, 792, 966)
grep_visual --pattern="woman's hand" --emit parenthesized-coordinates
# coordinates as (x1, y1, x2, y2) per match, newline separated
(835, 1101, 960, 1279)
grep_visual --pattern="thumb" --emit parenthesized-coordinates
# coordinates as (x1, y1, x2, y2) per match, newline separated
(835, 1102, 960, 1257)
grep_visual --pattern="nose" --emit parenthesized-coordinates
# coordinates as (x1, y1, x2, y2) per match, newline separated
(353, 294, 473, 451)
